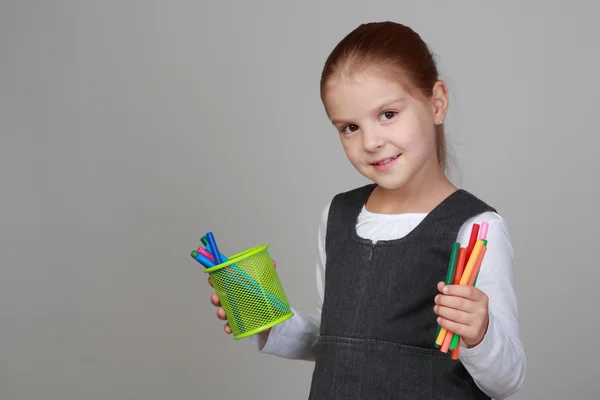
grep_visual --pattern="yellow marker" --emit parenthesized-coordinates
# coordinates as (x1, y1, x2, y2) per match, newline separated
(459, 240, 484, 285)
(435, 326, 448, 346)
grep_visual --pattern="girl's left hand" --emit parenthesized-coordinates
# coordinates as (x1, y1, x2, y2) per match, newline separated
(434, 281, 489, 348)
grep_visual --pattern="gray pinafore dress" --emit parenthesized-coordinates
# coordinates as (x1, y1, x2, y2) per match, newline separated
(308, 184, 494, 399)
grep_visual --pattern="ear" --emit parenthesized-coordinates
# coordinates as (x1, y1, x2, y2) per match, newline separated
(430, 81, 449, 125)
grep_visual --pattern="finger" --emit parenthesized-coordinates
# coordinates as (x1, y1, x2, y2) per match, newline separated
(216, 307, 227, 320)
(437, 316, 470, 337)
(437, 281, 446, 292)
(224, 323, 232, 334)
(208, 277, 213, 287)
(272, 259, 276, 268)
(210, 293, 221, 307)
(435, 294, 477, 314)
(442, 284, 485, 301)
(434, 304, 473, 325)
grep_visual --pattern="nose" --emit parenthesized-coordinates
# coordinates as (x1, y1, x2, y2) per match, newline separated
(362, 128, 385, 152)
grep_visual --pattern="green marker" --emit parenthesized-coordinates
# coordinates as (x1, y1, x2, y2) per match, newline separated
(435, 242, 460, 347)
(445, 242, 460, 284)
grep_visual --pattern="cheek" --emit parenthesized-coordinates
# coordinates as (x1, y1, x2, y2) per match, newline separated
(394, 114, 436, 156)
(340, 139, 356, 157)
(341, 139, 363, 164)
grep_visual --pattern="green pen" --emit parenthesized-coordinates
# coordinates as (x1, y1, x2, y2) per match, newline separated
(445, 242, 460, 284)
(435, 241, 460, 347)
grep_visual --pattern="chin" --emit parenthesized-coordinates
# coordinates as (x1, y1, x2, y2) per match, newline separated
(373, 179, 409, 191)
(361, 171, 410, 191)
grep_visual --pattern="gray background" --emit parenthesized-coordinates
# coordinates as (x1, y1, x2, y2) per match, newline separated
(1, 1, 598, 399)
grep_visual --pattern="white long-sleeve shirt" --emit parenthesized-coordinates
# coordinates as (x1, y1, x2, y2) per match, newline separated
(250, 202, 526, 399)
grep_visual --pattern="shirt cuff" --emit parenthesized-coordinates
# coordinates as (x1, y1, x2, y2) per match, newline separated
(247, 307, 319, 360)
(248, 316, 284, 353)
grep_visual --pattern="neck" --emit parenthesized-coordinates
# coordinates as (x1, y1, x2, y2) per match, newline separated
(366, 160, 457, 214)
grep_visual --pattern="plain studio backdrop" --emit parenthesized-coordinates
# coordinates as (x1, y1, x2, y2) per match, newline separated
(1, 1, 598, 399)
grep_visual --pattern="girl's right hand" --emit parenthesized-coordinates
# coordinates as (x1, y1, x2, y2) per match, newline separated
(208, 259, 277, 336)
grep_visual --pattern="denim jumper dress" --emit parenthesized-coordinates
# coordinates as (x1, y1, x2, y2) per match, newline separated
(308, 184, 495, 399)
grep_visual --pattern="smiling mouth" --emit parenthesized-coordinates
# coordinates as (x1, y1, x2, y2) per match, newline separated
(371, 154, 401, 165)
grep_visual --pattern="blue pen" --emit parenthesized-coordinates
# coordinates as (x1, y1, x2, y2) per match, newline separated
(205, 232, 223, 264)
(191, 251, 215, 268)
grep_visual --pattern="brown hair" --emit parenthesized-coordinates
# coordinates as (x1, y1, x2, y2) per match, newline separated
(320, 21, 449, 172)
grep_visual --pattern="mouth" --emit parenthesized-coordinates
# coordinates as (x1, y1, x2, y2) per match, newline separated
(370, 154, 401, 166)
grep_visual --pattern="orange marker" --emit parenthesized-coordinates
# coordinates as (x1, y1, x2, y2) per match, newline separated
(459, 240, 484, 285)
(440, 328, 453, 353)
(451, 340, 460, 359)
(468, 246, 487, 286)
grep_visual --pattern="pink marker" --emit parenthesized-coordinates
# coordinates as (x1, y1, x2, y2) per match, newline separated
(197, 247, 215, 262)
(479, 221, 489, 240)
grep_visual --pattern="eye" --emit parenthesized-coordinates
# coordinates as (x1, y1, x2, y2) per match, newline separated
(341, 124, 359, 134)
(380, 111, 397, 121)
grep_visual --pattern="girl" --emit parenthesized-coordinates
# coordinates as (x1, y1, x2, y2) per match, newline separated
(209, 21, 525, 399)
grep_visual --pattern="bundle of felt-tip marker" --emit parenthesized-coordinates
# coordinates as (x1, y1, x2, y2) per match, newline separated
(190, 232, 293, 339)
(434, 221, 489, 360)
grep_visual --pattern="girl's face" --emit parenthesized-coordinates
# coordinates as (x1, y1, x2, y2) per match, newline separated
(323, 68, 448, 191)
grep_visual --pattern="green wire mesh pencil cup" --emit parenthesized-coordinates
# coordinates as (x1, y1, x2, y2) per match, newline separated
(204, 244, 294, 339)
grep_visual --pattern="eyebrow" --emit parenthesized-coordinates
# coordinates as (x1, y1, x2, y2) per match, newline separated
(330, 97, 406, 125)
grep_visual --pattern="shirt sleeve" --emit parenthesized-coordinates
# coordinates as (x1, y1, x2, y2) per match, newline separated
(455, 212, 527, 399)
(247, 203, 329, 360)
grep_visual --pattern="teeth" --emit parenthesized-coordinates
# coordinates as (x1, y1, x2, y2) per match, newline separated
(376, 154, 399, 165)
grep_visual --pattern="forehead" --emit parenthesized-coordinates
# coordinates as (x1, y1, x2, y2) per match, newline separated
(323, 70, 409, 120)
